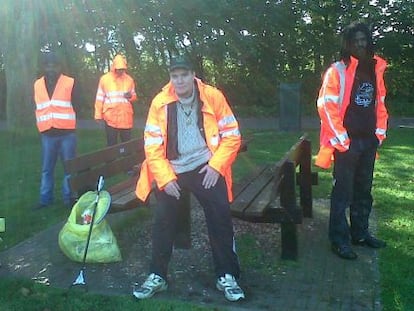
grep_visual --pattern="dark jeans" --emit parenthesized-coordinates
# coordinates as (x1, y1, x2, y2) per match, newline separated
(150, 166, 240, 280)
(40, 132, 77, 205)
(329, 137, 378, 246)
(105, 123, 131, 146)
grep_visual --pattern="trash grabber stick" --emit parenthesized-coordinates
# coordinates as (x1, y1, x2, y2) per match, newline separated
(71, 175, 104, 289)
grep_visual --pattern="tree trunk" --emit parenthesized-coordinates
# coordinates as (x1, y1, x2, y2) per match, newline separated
(4, 1, 41, 131)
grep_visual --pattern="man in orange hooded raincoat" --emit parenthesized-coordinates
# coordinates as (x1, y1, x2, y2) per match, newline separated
(94, 54, 137, 146)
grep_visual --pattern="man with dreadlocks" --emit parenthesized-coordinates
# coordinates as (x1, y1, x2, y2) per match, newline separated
(315, 22, 388, 260)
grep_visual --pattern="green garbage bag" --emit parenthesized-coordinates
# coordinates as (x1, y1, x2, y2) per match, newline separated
(58, 190, 122, 263)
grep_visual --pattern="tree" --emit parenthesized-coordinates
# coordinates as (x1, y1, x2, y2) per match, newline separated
(2, 1, 42, 130)
(0, 0, 413, 126)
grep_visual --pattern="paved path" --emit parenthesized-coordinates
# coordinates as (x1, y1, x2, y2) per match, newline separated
(0, 200, 381, 310)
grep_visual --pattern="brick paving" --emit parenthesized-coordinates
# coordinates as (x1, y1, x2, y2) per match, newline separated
(0, 199, 382, 311)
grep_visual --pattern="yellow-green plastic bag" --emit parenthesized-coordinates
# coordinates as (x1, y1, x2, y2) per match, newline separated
(58, 190, 122, 263)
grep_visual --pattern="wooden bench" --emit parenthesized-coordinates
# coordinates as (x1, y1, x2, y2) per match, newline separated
(66, 137, 251, 216)
(231, 134, 318, 259)
(175, 134, 318, 259)
(65, 137, 145, 213)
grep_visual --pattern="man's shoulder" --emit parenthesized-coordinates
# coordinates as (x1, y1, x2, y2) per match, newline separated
(99, 72, 112, 82)
(196, 80, 223, 97)
(374, 55, 387, 67)
(152, 89, 176, 107)
(34, 76, 45, 85)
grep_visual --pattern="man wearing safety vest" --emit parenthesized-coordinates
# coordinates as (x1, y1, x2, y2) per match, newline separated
(315, 22, 388, 260)
(94, 54, 137, 146)
(33, 52, 80, 209)
(133, 56, 245, 302)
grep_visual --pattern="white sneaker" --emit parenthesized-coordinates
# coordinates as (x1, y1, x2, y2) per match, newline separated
(216, 274, 245, 301)
(132, 273, 168, 299)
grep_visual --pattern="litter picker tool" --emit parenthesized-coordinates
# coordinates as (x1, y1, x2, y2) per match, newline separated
(70, 175, 104, 290)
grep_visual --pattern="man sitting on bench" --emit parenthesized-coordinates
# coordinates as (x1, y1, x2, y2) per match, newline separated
(133, 56, 245, 302)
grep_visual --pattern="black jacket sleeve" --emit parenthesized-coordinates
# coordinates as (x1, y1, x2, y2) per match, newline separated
(71, 79, 81, 114)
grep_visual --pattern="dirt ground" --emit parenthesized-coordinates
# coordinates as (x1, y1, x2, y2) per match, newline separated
(0, 198, 381, 311)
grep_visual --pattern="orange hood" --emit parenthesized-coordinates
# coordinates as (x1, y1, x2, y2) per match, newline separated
(111, 54, 127, 71)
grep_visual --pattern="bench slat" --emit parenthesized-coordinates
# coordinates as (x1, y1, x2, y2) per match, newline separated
(108, 177, 138, 195)
(241, 178, 273, 219)
(69, 154, 142, 194)
(111, 189, 139, 210)
(231, 165, 274, 218)
(66, 138, 144, 173)
(236, 162, 302, 224)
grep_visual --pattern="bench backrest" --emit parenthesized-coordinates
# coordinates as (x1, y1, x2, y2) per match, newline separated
(231, 134, 314, 222)
(270, 134, 313, 216)
(65, 138, 145, 196)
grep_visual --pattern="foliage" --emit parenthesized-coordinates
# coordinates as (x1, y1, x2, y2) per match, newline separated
(0, 0, 413, 126)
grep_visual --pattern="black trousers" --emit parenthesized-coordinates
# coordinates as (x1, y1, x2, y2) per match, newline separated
(329, 136, 378, 246)
(150, 166, 240, 280)
(104, 123, 131, 146)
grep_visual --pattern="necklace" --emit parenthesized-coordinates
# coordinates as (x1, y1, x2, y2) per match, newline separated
(179, 103, 194, 125)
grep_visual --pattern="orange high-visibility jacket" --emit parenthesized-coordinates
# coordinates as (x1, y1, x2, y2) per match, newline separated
(94, 55, 137, 129)
(315, 55, 388, 169)
(136, 78, 241, 202)
(34, 74, 76, 133)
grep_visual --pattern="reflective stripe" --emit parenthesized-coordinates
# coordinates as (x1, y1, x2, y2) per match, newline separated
(317, 95, 340, 108)
(36, 100, 72, 110)
(333, 61, 346, 109)
(319, 63, 347, 141)
(326, 95, 340, 103)
(144, 136, 163, 146)
(337, 132, 348, 143)
(104, 97, 129, 104)
(218, 115, 236, 129)
(107, 91, 126, 97)
(95, 95, 105, 101)
(329, 132, 349, 146)
(220, 128, 240, 137)
(329, 137, 339, 146)
(37, 112, 76, 122)
(319, 68, 340, 138)
(323, 104, 341, 140)
(376, 128, 386, 135)
(144, 124, 162, 134)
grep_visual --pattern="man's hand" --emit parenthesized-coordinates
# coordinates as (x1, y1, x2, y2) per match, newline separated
(199, 165, 220, 189)
(163, 180, 181, 200)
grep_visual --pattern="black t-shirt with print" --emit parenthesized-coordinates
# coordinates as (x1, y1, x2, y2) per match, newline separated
(344, 61, 377, 138)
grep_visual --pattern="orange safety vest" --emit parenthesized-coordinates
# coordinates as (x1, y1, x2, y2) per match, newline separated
(94, 55, 137, 129)
(315, 55, 388, 169)
(34, 74, 76, 133)
(136, 78, 241, 202)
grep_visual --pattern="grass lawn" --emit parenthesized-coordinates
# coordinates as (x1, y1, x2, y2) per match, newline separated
(0, 127, 413, 310)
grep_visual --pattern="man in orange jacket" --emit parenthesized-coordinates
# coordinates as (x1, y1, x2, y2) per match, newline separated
(133, 56, 244, 302)
(316, 22, 388, 260)
(33, 52, 80, 209)
(94, 54, 137, 146)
